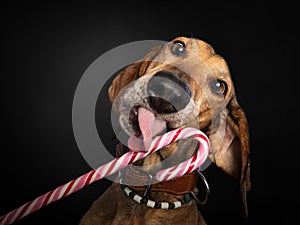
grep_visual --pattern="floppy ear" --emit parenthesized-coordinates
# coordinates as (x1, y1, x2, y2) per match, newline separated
(209, 96, 251, 218)
(108, 45, 163, 103)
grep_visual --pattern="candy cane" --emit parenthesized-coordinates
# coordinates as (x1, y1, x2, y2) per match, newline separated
(0, 127, 209, 225)
(154, 127, 210, 182)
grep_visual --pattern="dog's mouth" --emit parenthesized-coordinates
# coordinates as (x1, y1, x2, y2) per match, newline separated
(127, 106, 173, 152)
(129, 106, 179, 135)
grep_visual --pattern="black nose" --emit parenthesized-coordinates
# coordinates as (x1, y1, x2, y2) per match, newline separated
(147, 71, 191, 114)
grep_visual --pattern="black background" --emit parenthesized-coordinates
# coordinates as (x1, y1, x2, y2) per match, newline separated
(1, 1, 296, 224)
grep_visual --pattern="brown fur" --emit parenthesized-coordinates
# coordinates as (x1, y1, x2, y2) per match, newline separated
(80, 37, 250, 225)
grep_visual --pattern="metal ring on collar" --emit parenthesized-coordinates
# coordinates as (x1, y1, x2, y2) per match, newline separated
(191, 169, 210, 205)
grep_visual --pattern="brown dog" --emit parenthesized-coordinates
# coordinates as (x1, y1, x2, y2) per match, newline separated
(79, 36, 251, 225)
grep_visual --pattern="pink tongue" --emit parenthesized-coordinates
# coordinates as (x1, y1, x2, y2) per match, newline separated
(128, 108, 166, 152)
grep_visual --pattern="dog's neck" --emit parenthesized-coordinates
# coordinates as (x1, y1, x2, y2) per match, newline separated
(120, 166, 197, 203)
(116, 142, 199, 205)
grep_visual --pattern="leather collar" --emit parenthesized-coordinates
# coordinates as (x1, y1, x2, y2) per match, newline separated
(121, 166, 197, 195)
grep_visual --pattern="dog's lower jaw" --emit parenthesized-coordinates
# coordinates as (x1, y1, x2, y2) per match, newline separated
(128, 138, 198, 176)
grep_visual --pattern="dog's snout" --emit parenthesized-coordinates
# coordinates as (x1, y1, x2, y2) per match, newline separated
(147, 71, 191, 113)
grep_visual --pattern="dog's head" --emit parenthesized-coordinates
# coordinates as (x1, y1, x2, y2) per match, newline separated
(108, 36, 250, 216)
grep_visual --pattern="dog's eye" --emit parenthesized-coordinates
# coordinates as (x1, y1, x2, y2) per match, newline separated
(171, 41, 185, 56)
(210, 80, 227, 95)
